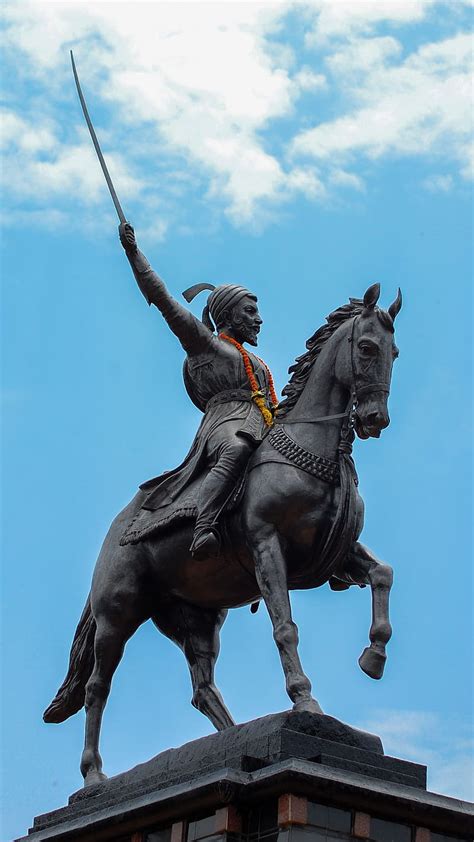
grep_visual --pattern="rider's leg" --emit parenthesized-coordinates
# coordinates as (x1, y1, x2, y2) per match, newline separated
(191, 430, 254, 559)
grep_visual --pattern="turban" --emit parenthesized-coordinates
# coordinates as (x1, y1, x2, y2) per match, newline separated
(182, 282, 256, 333)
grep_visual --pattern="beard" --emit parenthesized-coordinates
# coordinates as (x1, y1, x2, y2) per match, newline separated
(241, 325, 260, 346)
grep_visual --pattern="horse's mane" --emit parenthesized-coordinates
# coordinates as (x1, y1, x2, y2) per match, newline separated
(277, 298, 365, 418)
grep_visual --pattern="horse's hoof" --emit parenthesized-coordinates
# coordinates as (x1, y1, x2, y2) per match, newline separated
(84, 770, 108, 787)
(359, 646, 386, 679)
(293, 698, 324, 715)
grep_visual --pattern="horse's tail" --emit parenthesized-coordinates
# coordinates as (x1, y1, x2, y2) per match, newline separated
(43, 595, 96, 724)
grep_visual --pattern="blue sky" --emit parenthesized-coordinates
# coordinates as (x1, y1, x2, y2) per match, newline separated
(1, 1, 473, 839)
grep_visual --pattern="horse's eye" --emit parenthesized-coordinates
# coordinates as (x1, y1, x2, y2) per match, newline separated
(359, 341, 377, 355)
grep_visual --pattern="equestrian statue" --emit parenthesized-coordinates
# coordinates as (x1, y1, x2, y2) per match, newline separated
(43, 53, 403, 787)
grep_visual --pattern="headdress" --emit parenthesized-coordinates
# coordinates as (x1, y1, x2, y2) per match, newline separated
(182, 283, 256, 332)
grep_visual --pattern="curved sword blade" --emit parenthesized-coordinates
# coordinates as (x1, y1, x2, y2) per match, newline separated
(70, 50, 126, 223)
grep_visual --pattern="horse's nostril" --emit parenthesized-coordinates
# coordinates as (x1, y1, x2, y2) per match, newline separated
(366, 412, 389, 430)
(367, 411, 388, 428)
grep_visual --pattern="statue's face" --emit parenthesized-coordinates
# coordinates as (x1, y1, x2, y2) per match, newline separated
(229, 295, 262, 346)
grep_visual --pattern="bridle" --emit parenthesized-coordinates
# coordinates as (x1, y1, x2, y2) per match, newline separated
(278, 313, 390, 427)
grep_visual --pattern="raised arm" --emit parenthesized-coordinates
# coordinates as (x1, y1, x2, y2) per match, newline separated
(119, 222, 211, 355)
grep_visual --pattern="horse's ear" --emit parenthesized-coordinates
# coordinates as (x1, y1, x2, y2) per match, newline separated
(363, 283, 380, 310)
(388, 288, 402, 321)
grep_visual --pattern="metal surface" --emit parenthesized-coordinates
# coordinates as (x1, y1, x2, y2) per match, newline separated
(70, 51, 126, 223)
(45, 224, 402, 787)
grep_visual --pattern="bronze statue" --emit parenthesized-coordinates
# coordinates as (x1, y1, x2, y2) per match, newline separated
(43, 54, 403, 788)
(44, 251, 402, 784)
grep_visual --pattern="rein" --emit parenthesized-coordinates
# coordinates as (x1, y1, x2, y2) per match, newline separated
(281, 410, 350, 424)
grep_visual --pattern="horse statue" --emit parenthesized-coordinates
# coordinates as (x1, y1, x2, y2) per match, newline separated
(44, 282, 402, 787)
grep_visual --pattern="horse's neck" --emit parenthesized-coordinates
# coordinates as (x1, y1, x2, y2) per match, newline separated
(281, 348, 349, 461)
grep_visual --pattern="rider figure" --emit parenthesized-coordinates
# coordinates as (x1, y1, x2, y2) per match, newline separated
(119, 222, 277, 559)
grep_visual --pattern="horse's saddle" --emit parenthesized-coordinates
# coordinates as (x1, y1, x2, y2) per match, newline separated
(119, 443, 351, 594)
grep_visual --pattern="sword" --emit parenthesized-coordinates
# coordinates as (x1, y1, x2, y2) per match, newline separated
(70, 50, 126, 224)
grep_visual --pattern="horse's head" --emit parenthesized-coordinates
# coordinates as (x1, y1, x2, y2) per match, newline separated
(335, 283, 402, 439)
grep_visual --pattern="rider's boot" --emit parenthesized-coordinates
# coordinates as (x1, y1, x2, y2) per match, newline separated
(190, 527, 221, 560)
(190, 436, 253, 560)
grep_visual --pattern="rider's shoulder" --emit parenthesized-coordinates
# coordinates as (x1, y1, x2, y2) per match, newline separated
(186, 334, 219, 367)
(188, 331, 225, 355)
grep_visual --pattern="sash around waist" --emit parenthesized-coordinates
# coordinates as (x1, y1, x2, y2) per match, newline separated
(205, 388, 253, 411)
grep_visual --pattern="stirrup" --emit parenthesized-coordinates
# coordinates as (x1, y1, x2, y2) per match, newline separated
(190, 528, 221, 561)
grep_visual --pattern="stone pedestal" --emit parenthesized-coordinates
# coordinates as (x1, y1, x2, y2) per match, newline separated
(17, 711, 473, 842)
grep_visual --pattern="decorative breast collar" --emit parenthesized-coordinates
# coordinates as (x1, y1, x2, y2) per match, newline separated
(268, 425, 340, 485)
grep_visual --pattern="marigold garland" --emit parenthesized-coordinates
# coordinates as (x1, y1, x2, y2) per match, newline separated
(219, 333, 279, 427)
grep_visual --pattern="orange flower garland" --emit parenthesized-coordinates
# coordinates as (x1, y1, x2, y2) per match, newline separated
(219, 333, 279, 427)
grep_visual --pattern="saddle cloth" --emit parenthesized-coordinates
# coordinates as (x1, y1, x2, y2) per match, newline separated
(120, 468, 247, 545)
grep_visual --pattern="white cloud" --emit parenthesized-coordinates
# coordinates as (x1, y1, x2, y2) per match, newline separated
(329, 168, 365, 191)
(0, 207, 69, 230)
(286, 166, 327, 199)
(326, 35, 403, 75)
(1, 109, 144, 208)
(359, 709, 474, 801)
(0, 111, 57, 153)
(422, 174, 454, 192)
(292, 32, 473, 182)
(0, 1, 472, 233)
(293, 67, 327, 91)
(2, 1, 319, 226)
(460, 142, 474, 181)
(305, 0, 436, 44)
(139, 217, 169, 246)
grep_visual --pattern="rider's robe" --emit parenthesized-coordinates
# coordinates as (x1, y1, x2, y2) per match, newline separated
(123, 247, 272, 522)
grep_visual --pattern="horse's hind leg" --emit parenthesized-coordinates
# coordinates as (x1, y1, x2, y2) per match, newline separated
(81, 611, 141, 786)
(346, 541, 393, 680)
(152, 601, 235, 731)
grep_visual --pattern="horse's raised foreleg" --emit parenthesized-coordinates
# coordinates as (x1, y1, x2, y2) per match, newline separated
(350, 542, 393, 680)
(252, 528, 323, 714)
(81, 613, 139, 786)
(152, 601, 235, 731)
